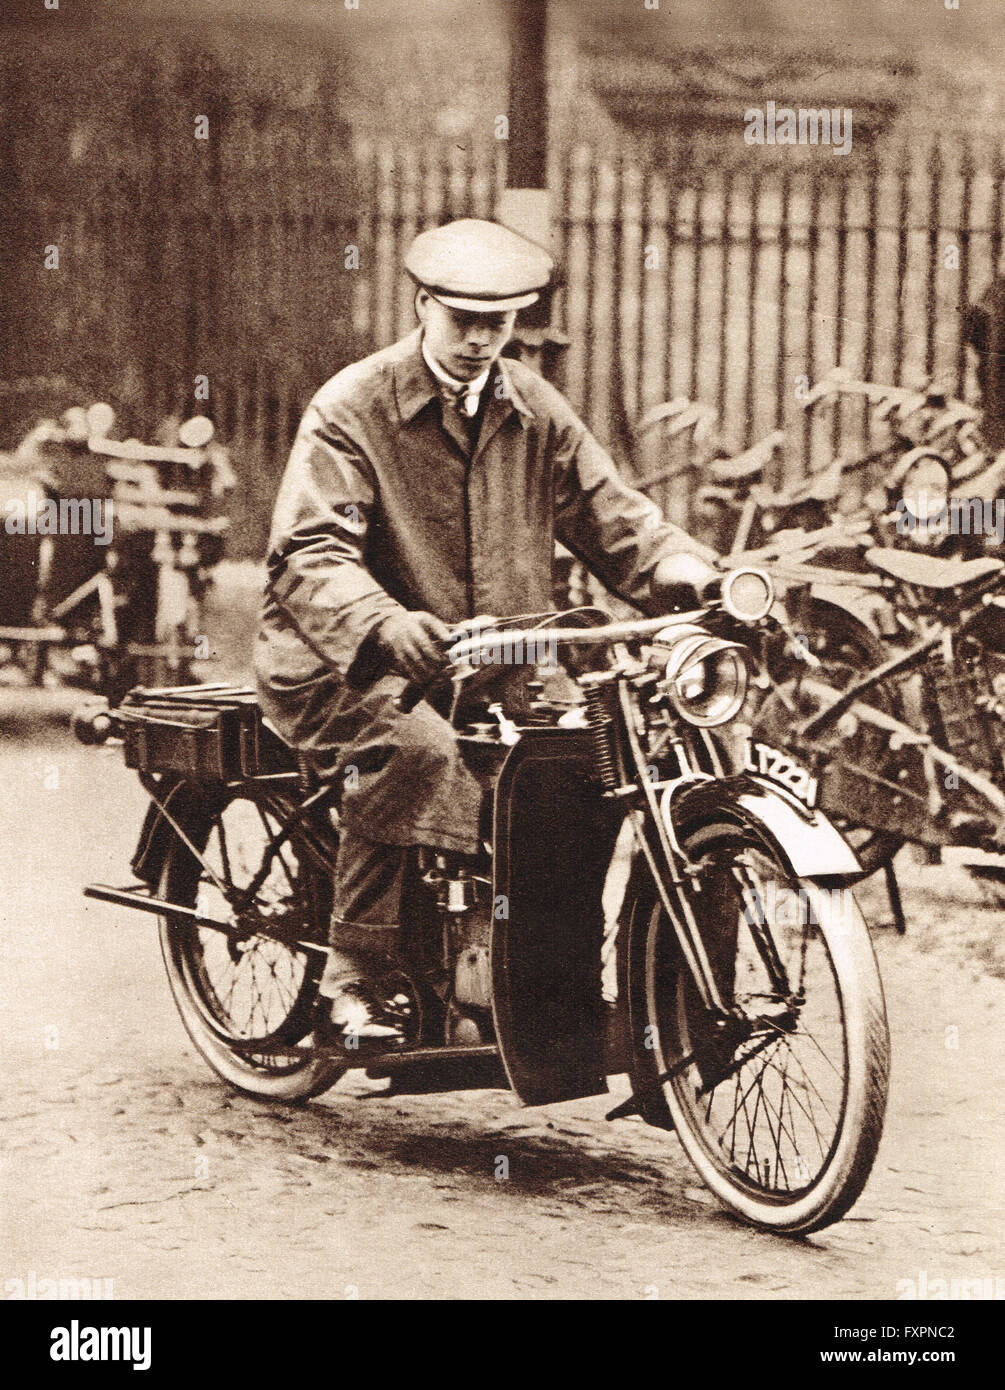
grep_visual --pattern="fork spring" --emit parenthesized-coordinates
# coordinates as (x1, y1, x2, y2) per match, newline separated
(583, 682, 619, 790)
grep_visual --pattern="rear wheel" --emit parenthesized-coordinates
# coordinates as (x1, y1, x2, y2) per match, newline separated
(158, 792, 344, 1100)
(626, 817, 889, 1233)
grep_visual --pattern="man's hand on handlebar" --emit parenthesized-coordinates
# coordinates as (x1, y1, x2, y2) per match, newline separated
(375, 610, 453, 683)
(651, 551, 721, 611)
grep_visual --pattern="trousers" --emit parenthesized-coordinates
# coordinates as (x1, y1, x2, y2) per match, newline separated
(296, 677, 486, 990)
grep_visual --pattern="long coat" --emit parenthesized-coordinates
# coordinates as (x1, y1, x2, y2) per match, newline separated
(254, 328, 709, 848)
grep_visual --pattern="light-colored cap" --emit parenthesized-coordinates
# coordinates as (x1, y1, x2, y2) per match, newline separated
(405, 218, 554, 312)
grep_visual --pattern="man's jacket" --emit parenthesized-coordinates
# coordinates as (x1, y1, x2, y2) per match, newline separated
(255, 327, 707, 745)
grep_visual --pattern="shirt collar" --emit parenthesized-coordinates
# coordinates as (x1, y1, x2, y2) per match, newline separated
(421, 339, 491, 406)
(393, 329, 535, 428)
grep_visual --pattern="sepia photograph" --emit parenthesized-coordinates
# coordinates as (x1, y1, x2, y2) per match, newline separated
(1, 0, 1002, 1346)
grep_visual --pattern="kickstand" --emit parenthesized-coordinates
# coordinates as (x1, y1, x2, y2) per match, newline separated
(883, 858, 906, 935)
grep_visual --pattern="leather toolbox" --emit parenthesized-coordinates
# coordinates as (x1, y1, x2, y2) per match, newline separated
(116, 685, 297, 781)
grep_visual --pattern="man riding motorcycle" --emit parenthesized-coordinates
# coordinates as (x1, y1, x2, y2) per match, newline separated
(255, 218, 719, 1048)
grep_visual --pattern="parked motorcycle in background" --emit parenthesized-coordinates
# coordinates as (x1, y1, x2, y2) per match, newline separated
(727, 370, 1005, 887)
(625, 367, 1005, 881)
(0, 401, 233, 702)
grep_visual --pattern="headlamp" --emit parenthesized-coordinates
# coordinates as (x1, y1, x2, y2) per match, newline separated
(720, 567, 774, 623)
(893, 450, 951, 540)
(661, 631, 750, 727)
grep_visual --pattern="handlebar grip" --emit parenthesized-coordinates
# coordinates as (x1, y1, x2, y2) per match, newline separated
(394, 682, 426, 714)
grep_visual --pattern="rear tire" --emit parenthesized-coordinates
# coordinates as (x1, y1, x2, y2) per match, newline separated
(158, 791, 344, 1101)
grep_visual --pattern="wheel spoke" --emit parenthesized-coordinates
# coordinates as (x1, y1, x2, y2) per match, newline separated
(176, 799, 318, 1049)
(644, 831, 869, 1212)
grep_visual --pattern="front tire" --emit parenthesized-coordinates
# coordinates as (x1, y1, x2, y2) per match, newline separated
(625, 816, 890, 1233)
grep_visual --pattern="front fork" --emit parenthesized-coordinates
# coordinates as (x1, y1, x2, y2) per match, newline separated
(602, 676, 730, 1019)
(596, 674, 794, 1022)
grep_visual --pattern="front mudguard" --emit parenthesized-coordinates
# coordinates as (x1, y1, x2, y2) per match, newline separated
(670, 772, 861, 880)
(800, 585, 889, 643)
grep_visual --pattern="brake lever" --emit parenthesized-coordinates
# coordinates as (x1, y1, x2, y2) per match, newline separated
(486, 703, 520, 746)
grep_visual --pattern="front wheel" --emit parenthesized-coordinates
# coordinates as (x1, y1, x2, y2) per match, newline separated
(625, 817, 890, 1233)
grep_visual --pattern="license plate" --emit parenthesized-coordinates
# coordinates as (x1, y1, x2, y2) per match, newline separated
(743, 739, 819, 808)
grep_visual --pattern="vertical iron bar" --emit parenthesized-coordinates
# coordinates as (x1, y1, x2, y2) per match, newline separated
(663, 171, 679, 407)
(958, 140, 974, 399)
(775, 166, 792, 435)
(863, 149, 879, 446)
(637, 163, 650, 419)
(894, 150, 909, 385)
(582, 158, 597, 426)
(689, 171, 704, 403)
(743, 173, 762, 445)
(832, 175, 849, 458)
(718, 167, 733, 427)
(991, 143, 1004, 278)
(926, 138, 943, 379)
(803, 166, 822, 465)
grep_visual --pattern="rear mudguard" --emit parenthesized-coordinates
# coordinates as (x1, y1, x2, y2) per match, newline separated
(131, 775, 227, 887)
(668, 773, 861, 880)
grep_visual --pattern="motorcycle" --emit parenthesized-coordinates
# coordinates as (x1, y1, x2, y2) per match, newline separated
(0, 403, 233, 701)
(752, 537, 1005, 899)
(689, 367, 997, 562)
(75, 568, 891, 1234)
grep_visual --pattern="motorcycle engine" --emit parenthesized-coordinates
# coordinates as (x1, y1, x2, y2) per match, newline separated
(420, 852, 495, 1042)
(449, 909, 492, 1008)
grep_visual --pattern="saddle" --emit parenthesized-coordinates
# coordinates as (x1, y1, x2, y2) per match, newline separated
(864, 547, 1004, 590)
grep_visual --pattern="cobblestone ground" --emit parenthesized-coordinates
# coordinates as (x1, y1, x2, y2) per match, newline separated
(1, 687, 1003, 1300)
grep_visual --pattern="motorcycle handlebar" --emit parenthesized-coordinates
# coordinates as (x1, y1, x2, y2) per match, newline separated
(394, 613, 690, 714)
(394, 567, 774, 713)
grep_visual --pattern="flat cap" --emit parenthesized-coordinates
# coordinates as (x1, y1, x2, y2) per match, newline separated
(405, 218, 554, 312)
